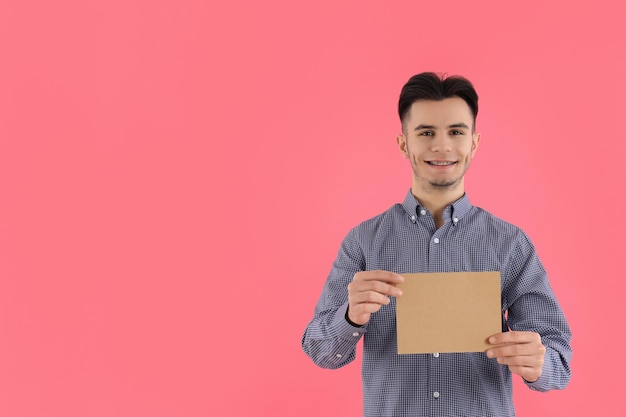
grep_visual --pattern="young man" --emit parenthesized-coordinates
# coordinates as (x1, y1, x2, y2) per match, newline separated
(301, 72, 572, 417)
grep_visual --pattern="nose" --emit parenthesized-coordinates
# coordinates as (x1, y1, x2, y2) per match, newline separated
(430, 134, 452, 152)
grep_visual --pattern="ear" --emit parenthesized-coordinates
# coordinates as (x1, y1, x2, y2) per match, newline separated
(397, 134, 409, 158)
(470, 132, 480, 157)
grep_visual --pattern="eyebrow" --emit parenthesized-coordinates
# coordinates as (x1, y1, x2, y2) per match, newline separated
(413, 122, 470, 131)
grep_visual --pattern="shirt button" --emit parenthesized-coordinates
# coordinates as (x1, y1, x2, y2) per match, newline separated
(433, 238, 440, 244)
(410, 215, 416, 221)
(433, 352, 439, 358)
(453, 217, 459, 223)
(420, 209, 426, 215)
(433, 391, 440, 398)
(352, 332, 359, 337)
(336, 353, 342, 358)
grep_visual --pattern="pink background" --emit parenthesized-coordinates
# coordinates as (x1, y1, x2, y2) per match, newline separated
(1, 1, 624, 416)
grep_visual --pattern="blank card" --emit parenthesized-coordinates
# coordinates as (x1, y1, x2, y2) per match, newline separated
(396, 271, 501, 354)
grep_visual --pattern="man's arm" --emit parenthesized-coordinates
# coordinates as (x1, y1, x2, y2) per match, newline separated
(491, 230, 572, 391)
(301, 229, 403, 369)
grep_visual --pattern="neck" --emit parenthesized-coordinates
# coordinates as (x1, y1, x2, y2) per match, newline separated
(412, 182, 465, 228)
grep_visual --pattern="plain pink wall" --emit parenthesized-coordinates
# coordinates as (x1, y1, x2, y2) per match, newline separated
(1, 0, 624, 416)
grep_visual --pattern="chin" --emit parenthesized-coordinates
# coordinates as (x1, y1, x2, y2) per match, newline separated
(429, 180, 460, 188)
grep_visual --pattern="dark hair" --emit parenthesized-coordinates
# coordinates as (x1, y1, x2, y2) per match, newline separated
(398, 72, 478, 129)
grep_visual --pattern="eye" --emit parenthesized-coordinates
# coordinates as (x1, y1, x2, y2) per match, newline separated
(419, 131, 434, 136)
(450, 130, 464, 135)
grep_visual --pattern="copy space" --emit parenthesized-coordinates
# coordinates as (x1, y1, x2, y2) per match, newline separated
(396, 272, 501, 354)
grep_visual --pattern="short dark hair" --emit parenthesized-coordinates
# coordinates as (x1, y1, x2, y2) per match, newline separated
(398, 72, 479, 130)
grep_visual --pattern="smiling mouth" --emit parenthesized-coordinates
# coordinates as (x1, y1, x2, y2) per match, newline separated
(426, 161, 457, 166)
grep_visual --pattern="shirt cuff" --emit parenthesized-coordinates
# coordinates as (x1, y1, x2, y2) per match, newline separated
(331, 302, 367, 340)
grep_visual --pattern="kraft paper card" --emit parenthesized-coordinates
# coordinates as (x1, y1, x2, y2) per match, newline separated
(396, 271, 501, 354)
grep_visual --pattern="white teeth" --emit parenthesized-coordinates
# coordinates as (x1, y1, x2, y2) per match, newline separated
(428, 161, 455, 165)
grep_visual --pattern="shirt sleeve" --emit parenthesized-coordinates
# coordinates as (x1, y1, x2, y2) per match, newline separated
(502, 230, 573, 392)
(301, 228, 368, 369)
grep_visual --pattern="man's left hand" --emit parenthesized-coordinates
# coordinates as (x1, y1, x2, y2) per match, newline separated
(486, 331, 546, 383)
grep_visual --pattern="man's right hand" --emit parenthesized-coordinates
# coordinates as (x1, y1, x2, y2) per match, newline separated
(347, 270, 404, 326)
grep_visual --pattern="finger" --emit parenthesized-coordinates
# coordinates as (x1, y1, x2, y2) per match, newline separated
(488, 331, 540, 345)
(350, 290, 392, 306)
(367, 280, 403, 297)
(492, 354, 544, 367)
(351, 302, 385, 315)
(349, 280, 403, 298)
(353, 270, 404, 285)
(487, 343, 545, 359)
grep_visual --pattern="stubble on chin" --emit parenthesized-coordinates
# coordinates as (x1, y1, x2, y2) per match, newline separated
(425, 174, 467, 193)
(429, 180, 459, 188)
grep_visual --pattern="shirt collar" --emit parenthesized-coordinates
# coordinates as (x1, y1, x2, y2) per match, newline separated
(401, 189, 473, 225)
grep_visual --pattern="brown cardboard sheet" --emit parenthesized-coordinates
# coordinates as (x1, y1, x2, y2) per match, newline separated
(396, 271, 501, 354)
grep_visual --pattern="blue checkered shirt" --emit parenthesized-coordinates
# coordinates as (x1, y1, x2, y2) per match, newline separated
(302, 190, 572, 417)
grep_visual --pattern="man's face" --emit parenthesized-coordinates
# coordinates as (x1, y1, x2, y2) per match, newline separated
(397, 97, 480, 194)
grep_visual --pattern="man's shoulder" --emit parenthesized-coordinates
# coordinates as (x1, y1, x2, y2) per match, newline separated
(348, 203, 406, 236)
(470, 205, 527, 238)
